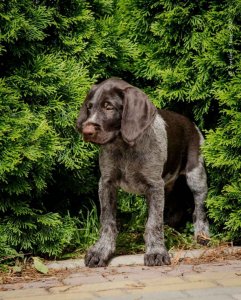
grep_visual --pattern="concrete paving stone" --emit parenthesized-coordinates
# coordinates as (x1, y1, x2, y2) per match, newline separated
(94, 288, 133, 298)
(59, 273, 185, 290)
(138, 276, 186, 286)
(109, 254, 144, 266)
(117, 264, 199, 279)
(130, 280, 217, 293)
(133, 291, 188, 300)
(1, 292, 94, 300)
(47, 259, 85, 270)
(185, 286, 241, 297)
(48, 285, 73, 293)
(91, 265, 174, 282)
(62, 273, 107, 286)
(51, 284, 131, 298)
(64, 279, 143, 293)
(1, 278, 62, 291)
(92, 294, 143, 300)
(182, 295, 234, 300)
(184, 271, 237, 282)
(200, 260, 241, 273)
(83, 269, 186, 285)
(216, 278, 241, 287)
(0, 288, 49, 299)
(96, 290, 188, 300)
(20, 278, 61, 289)
(143, 294, 231, 300)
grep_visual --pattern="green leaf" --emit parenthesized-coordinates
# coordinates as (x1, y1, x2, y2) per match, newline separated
(33, 257, 48, 274)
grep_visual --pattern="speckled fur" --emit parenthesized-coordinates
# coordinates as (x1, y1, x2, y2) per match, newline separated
(85, 115, 170, 267)
(77, 78, 209, 268)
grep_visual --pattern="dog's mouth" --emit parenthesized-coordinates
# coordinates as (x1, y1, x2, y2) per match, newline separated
(83, 133, 100, 144)
(83, 134, 113, 145)
(81, 126, 116, 145)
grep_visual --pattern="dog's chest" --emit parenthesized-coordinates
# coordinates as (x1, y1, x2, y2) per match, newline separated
(117, 153, 145, 194)
(99, 115, 168, 195)
(113, 148, 164, 195)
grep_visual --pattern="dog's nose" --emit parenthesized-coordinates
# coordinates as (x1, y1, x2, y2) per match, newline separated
(82, 124, 97, 138)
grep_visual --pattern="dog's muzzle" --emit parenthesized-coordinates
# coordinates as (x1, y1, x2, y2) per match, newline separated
(82, 123, 100, 142)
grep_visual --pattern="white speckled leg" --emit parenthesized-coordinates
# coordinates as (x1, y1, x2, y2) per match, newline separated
(186, 162, 209, 243)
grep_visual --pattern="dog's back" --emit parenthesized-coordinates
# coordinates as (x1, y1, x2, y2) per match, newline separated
(158, 110, 203, 186)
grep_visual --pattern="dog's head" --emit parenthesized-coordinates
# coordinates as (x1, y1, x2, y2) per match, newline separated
(76, 78, 157, 145)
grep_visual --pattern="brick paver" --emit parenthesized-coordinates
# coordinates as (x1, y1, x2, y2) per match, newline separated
(0, 252, 241, 300)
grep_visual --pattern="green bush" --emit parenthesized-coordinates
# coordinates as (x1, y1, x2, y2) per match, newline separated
(0, 0, 104, 258)
(203, 71, 241, 242)
(116, 0, 241, 243)
(1, 0, 241, 262)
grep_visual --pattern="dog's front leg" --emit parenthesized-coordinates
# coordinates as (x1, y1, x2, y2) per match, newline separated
(144, 181, 171, 266)
(85, 178, 117, 268)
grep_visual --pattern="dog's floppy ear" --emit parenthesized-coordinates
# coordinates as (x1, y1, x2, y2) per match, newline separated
(121, 87, 156, 145)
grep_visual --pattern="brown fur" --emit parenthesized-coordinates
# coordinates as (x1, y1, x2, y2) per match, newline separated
(76, 78, 209, 268)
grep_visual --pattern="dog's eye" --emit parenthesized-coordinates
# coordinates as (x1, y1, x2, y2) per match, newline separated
(103, 102, 114, 111)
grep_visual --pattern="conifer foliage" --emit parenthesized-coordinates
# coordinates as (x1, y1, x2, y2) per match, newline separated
(0, 0, 114, 257)
(116, 0, 241, 243)
(1, 0, 241, 259)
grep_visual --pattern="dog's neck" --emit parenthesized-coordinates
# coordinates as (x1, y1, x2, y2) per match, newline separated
(101, 114, 167, 156)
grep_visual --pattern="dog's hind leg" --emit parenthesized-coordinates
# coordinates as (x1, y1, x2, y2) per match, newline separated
(186, 155, 210, 244)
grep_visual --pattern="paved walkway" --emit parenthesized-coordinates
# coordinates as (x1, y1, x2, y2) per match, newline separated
(1, 249, 241, 300)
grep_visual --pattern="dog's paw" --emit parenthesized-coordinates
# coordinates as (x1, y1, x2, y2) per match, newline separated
(144, 249, 171, 266)
(195, 222, 210, 246)
(85, 247, 113, 268)
(194, 220, 210, 246)
(85, 250, 108, 268)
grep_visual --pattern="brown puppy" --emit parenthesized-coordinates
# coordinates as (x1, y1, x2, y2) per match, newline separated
(77, 78, 209, 268)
